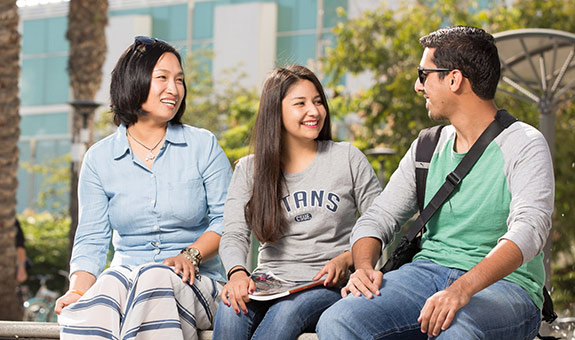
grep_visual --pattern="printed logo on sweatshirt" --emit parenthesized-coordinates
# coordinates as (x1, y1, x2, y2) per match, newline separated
(294, 213, 312, 222)
(281, 190, 340, 220)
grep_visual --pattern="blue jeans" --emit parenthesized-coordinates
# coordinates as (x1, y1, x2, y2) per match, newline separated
(316, 260, 541, 340)
(213, 285, 341, 340)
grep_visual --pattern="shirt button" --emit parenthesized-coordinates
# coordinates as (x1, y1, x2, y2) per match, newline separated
(155, 241, 161, 246)
(151, 200, 155, 205)
(150, 174, 155, 178)
(154, 248, 160, 254)
(153, 225, 159, 231)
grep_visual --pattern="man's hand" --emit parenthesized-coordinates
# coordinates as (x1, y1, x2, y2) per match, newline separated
(313, 251, 352, 287)
(416, 239, 524, 337)
(341, 268, 382, 299)
(418, 284, 471, 337)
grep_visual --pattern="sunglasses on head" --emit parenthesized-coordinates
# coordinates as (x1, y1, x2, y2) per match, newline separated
(131, 36, 167, 53)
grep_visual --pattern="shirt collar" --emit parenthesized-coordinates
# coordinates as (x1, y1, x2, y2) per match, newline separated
(112, 123, 187, 160)
(112, 124, 130, 160)
(165, 123, 187, 146)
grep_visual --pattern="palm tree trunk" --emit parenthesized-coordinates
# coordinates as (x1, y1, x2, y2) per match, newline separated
(0, 0, 23, 320)
(66, 0, 108, 262)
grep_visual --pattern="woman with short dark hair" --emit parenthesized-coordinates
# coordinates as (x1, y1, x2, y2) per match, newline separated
(55, 36, 232, 340)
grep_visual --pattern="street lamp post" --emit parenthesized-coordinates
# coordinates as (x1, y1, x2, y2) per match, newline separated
(68, 100, 100, 253)
(365, 147, 396, 187)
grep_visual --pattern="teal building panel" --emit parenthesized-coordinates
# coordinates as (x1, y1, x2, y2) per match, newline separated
(324, 0, 346, 27)
(20, 113, 69, 137)
(22, 17, 68, 54)
(110, 4, 187, 42)
(151, 4, 188, 41)
(277, 0, 317, 32)
(22, 20, 47, 54)
(230, 0, 273, 3)
(21, 58, 45, 106)
(276, 34, 316, 66)
(45, 57, 70, 105)
(21, 56, 69, 106)
(46, 17, 69, 53)
(193, 2, 215, 40)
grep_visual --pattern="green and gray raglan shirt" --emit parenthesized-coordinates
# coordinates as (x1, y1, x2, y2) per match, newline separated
(351, 119, 554, 309)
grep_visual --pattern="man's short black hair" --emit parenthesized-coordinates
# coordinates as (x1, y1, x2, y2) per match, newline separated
(420, 26, 500, 100)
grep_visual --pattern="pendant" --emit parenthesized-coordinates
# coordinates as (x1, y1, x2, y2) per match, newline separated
(145, 151, 155, 161)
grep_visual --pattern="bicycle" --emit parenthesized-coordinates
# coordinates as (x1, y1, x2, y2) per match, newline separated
(22, 273, 64, 322)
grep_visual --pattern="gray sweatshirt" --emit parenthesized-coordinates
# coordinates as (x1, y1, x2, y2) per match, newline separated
(220, 140, 382, 281)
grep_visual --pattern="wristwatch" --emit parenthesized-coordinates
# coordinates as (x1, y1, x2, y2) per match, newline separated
(180, 247, 202, 278)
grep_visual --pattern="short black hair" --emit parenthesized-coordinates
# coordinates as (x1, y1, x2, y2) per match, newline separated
(110, 37, 187, 126)
(419, 26, 500, 100)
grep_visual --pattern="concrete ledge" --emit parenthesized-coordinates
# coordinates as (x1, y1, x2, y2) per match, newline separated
(0, 321, 59, 339)
(0, 321, 319, 340)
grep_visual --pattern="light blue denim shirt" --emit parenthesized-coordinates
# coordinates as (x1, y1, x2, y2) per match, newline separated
(69, 123, 232, 282)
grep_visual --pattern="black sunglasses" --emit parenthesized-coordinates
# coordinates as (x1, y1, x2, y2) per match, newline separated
(131, 36, 167, 53)
(417, 67, 453, 84)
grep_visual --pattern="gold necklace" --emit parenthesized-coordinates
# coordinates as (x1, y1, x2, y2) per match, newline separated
(127, 128, 165, 161)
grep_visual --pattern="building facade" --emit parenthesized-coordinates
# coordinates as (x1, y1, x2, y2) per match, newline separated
(16, 0, 390, 212)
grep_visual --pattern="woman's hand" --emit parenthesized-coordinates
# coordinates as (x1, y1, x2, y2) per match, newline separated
(54, 290, 83, 315)
(164, 254, 197, 284)
(220, 268, 256, 315)
(313, 251, 353, 287)
(55, 271, 96, 315)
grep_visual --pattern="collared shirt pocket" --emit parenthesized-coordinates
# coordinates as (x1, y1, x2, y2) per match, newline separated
(168, 178, 207, 223)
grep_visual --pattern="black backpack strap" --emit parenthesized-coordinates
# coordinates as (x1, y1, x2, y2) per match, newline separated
(415, 125, 444, 213)
(406, 109, 517, 242)
(496, 108, 518, 128)
(541, 286, 557, 323)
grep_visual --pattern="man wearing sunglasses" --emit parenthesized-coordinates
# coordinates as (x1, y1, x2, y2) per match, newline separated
(317, 26, 553, 340)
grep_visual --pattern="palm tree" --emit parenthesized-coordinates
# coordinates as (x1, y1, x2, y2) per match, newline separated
(66, 0, 108, 256)
(0, 0, 23, 320)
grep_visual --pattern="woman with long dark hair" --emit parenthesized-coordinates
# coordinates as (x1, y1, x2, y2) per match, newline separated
(213, 65, 381, 339)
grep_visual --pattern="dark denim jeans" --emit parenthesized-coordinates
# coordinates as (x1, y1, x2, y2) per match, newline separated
(213, 285, 341, 340)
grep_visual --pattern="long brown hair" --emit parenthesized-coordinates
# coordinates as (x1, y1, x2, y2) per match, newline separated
(246, 65, 332, 243)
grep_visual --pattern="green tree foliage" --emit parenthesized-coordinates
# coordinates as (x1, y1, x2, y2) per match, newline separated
(182, 51, 259, 165)
(21, 155, 71, 216)
(323, 0, 575, 311)
(19, 212, 70, 295)
(324, 0, 494, 176)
